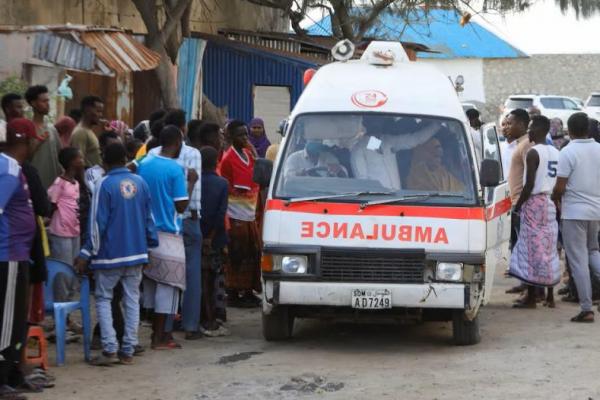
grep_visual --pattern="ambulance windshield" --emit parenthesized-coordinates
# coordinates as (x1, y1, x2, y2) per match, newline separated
(274, 113, 476, 204)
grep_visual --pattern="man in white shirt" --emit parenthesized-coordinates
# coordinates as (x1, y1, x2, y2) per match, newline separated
(350, 117, 441, 190)
(553, 112, 600, 323)
(498, 115, 516, 179)
(284, 141, 346, 178)
(466, 109, 483, 164)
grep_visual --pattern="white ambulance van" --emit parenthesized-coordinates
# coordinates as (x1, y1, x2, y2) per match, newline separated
(254, 41, 510, 345)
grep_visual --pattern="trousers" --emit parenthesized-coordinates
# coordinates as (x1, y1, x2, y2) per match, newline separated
(561, 220, 600, 312)
(94, 266, 143, 356)
(182, 218, 202, 332)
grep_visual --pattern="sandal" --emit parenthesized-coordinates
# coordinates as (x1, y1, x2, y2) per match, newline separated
(0, 385, 27, 400)
(571, 311, 594, 323)
(151, 341, 181, 350)
(16, 378, 43, 393)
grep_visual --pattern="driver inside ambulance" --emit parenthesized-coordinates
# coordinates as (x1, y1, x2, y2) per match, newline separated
(350, 117, 442, 190)
(405, 137, 465, 192)
(283, 141, 347, 178)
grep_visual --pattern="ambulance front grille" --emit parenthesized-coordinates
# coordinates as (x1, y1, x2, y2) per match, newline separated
(319, 249, 425, 283)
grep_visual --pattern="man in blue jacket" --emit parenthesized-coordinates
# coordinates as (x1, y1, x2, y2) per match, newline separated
(76, 143, 158, 365)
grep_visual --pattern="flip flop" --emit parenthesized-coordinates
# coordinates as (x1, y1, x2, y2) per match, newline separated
(151, 341, 181, 350)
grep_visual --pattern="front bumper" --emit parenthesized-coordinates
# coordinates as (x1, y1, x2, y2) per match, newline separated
(265, 281, 466, 309)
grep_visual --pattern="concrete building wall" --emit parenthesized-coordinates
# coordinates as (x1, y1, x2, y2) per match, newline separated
(0, 0, 288, 34)
(483, 54, 600, 122)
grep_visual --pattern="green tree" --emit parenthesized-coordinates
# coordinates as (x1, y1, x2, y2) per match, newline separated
(243, 0, 600, 42)
(0, 76, 28, 99)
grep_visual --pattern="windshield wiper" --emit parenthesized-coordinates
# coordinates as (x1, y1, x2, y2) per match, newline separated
(286, 191, 395, 204)
(360, 192, 469, 209)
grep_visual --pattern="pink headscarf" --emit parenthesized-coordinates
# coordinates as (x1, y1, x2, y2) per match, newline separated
(108, 120, 130, 138)
(54, 116, 77, 148)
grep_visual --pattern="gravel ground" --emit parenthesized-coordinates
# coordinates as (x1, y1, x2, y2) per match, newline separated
(32, 265, 600, 400)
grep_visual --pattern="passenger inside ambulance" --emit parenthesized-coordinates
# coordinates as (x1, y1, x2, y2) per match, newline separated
(405, 136, 465, 192)
(350, 116, 441, 190)
(276, 113, 474, 203)
(283, 140, 347, 178)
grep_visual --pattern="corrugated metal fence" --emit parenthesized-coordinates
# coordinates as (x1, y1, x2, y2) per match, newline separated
(202, 40, 317, 123)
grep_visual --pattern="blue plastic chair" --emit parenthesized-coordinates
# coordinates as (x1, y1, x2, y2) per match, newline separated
(44, 259, 92, 366)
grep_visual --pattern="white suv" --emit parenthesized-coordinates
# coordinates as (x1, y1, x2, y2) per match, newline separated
(585, 93, 600, 119)
(500, 94, 583, 127)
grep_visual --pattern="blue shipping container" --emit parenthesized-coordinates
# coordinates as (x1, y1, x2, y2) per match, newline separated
(202, 39, 318, 123)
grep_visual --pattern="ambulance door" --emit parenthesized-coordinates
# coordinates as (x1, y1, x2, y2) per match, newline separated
(482, 123, 511, 303)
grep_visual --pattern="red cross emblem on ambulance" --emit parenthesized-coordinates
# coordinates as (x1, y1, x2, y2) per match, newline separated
(351, 90, 388, 108)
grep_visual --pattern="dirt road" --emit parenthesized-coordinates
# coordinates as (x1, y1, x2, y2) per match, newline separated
(33, 267, 600, 400)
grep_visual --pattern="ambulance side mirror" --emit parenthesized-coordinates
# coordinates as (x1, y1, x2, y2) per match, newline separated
(253, 158, 273, 188)
(480, 159, 501, 187)
(277, 119, 288, 137)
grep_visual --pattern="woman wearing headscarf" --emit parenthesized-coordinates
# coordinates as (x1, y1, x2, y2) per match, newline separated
(54, 116, 77, 148)
(108, 120, 130, 140)
(248, 118, 271, 158)
(406, 137, 464, 192)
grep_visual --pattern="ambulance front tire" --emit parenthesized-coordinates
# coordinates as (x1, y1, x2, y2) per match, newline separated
(452, 310, 481, 346)
(262, 306, 294, 341)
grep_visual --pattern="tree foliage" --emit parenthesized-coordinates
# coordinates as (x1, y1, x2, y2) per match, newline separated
(245, 0, 600, 41)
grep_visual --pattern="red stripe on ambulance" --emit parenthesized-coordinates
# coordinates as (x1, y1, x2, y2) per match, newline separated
(266, 199, 509, 221)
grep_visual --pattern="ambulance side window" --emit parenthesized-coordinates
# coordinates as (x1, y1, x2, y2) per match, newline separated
(482, 124, 503, 181)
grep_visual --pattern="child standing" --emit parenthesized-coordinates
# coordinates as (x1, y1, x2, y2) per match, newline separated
(219, 120, 261, 308)
(47, 147, 84, 302)
(199, 146, 230, 336)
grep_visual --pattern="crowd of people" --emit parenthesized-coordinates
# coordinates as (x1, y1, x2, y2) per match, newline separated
(2, 82, 600, 399)
(468, 106, 600, 321)
(0, 86, 276, 398)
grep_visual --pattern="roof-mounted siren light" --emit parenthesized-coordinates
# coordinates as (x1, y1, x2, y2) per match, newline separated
(331, 39, 355, 62)
(360, 41, 409, 65)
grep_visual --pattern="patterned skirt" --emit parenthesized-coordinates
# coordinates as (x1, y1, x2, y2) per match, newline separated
(509, 194, 560, 287)
(224, 219, 261, 291)
(145, 231, 186, 291)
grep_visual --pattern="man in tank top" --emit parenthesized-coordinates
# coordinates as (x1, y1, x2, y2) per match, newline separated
(509, 115, 560, 309)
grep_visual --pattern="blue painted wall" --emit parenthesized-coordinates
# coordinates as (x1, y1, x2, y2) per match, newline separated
(202, 40, 317, 123)
(177, 37, 202, 119)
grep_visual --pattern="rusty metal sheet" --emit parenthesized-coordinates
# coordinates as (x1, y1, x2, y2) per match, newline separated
(80, 31, 160, 73)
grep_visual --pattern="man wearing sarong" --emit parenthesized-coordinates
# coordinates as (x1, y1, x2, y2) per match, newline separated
(220, 120, 261, 308)
(505, 109, 535, 299)
(138, 125, 197, 349)
(509, 116, 560, 308)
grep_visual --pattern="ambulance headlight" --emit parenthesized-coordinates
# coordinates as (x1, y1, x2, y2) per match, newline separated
(436, 262, 463, 282)
(274, 255, 308, 274)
